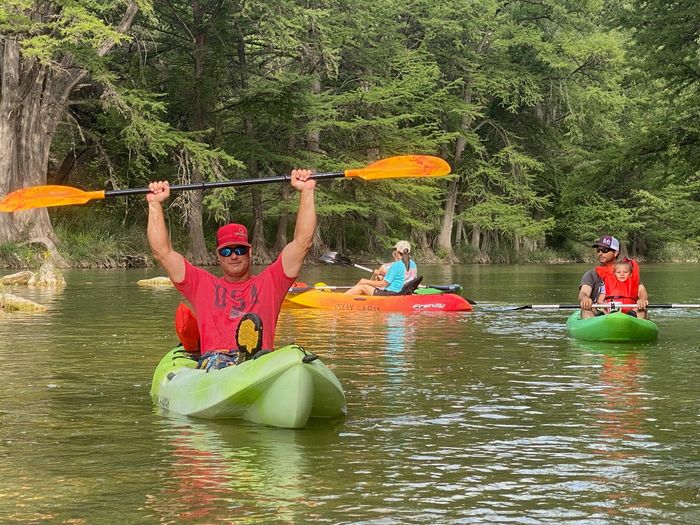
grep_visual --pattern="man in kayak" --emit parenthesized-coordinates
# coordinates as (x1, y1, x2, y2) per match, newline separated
(345, 240, 417, 295)
(595, 259, 648, 318)
(146, 169, 316, 364)
(578, 235, 649, 319)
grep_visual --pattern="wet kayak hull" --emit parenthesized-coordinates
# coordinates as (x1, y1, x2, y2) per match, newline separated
(286, 290, 472, 312)
(150, 344, 347, 428)
(566, 311, 658, 342)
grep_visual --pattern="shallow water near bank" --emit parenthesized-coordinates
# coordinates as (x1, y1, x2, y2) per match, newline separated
(1, 263, 698, 523)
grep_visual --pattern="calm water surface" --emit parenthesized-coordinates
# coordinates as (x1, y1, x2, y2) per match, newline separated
(1, 263, 698, 524)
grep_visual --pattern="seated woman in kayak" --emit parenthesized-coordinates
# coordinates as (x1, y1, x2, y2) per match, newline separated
(371, 241, 418, 282)
(595, 259, 648, 319)
(345, 240, 417, 296)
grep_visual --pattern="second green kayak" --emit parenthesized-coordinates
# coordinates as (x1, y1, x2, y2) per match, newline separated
(150, 344, 347, 428)
(566, 311, 658, 342)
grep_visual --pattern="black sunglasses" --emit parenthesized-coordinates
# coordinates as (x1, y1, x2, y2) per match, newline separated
(218, 245, 249, 257)
(595, 247, 613, 254)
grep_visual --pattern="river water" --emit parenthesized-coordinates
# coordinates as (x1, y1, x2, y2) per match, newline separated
(1, 263, 698, 524)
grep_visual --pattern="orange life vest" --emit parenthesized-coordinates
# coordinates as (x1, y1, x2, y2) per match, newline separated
(595, 259, 640, 311)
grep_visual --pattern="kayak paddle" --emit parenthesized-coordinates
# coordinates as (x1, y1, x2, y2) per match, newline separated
(320, 251, 373, 272)
(288, 284, 353, 293)
(511, 303, 700, 311)
(0, 155, 451, 212)
(319, 251, 474, 303)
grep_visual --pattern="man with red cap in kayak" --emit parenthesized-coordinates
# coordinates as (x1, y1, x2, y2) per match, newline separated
(578, 235, 649, 319)
(146, 169, 316, 367)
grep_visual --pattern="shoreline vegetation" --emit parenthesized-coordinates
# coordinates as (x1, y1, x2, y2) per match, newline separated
(1, 225, 698, 270)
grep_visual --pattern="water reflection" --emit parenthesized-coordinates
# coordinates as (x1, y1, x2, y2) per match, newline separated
(384, 314, 411, 382)
(572, 341, 650, 443)
(569, 341, 660, 518)
(149, 417, 324, 523)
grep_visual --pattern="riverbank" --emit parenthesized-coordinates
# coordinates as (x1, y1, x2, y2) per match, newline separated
(1, 237, 698, 270)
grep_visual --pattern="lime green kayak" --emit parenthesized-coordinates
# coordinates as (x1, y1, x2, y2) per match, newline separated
(414, 284, 463, 295)
(566, 311, 658, 342)
(150, 344, 346, 428)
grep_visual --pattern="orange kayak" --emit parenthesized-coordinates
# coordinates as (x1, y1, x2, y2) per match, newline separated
(285, 290, 472, 312)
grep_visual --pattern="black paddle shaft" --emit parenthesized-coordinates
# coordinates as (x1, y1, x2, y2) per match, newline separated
(103, 172, 345, 198)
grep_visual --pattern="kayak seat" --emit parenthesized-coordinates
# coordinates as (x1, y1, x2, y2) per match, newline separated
(399, 276, 423, 295)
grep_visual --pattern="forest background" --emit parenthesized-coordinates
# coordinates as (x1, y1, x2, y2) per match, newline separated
(1, 0, 698, 269)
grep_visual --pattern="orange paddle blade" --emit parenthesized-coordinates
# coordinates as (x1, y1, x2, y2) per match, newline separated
(0, 186, 106, 212)
(344, 155, 451, 180)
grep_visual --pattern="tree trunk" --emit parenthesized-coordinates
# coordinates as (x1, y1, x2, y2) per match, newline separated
(250, 188, 271, 263)
(311, 228, 326, 259)
(50, 148, 85, 185)
(334, 225, 344, 253)
(246, 118, 271, 264)
(369, 215, 387, 252)
(185, 182, 211, 264)
(307, 74, 325, 258)
(235, 29, 270, 263)
(437, 178, 459, 260)
(0, 2, 139, 263)
(415, 230, 436, 261)
(273, 135, 297, 254)
(184, 0, 213, 265)
(0, 39, 21, 244)
(273, 185, 291, 254)
(437, 36, 490, 262)
(456, 220, 467, 246)
(470, 226, 481, 250)
(437, 83, 474, 262)
(0, 40, 72, 261)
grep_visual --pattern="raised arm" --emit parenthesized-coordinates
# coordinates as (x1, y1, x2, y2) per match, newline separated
(281, 169, 316, 278)
(146, 181, 186, 283)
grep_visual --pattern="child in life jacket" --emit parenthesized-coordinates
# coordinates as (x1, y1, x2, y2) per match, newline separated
(595, 260, 648, 318)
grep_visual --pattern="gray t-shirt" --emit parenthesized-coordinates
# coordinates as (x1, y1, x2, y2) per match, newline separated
(579, 269, 603, 298)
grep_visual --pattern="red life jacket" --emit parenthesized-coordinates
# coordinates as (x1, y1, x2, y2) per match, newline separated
(175, 303, 200, 353)
(595, 259, 640, 311)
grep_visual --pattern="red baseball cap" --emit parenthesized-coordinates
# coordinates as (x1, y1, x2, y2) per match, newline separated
(216, 223, 251, 249)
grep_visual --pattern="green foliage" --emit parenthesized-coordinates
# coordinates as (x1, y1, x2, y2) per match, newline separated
(52, 206, 149, 264)
(557, 195, 643, 243)
(2, 0, 142, 64)
(0, 242, 41, 267)
(4, 0, 700, 264)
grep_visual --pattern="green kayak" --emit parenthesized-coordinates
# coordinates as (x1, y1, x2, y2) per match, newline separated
(150, 344, 346, 428)
(566, 311, 658, 342)
(414, 284, 463, 295)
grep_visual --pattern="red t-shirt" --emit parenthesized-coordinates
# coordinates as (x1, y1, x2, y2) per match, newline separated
(173, 256, 295, 352)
